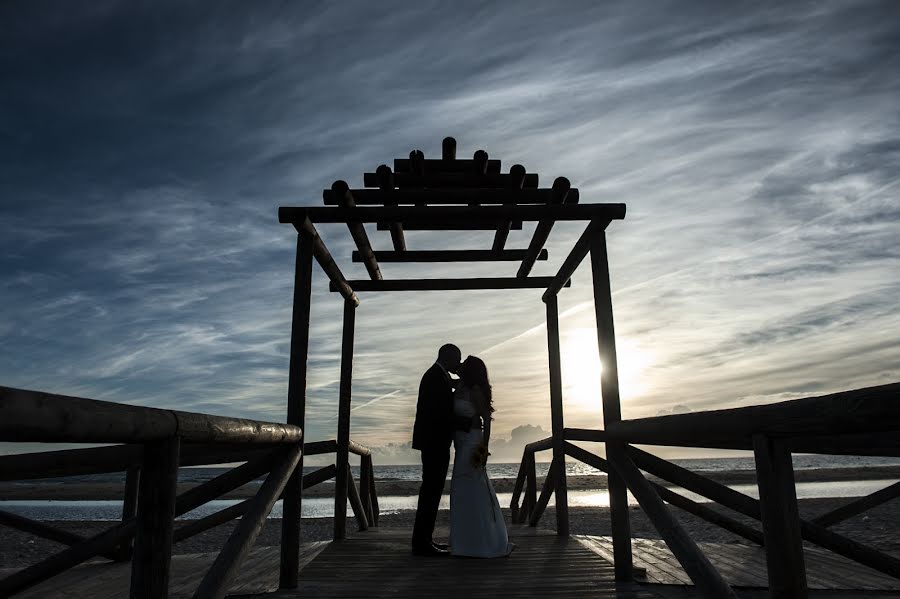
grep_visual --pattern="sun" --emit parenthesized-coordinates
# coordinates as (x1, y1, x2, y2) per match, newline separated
(560, 328, 651, 409)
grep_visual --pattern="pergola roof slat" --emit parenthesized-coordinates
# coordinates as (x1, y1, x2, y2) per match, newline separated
(322, 187, 578, 206)
(394, 157, 501, 173)
(362, 172, 539, 189)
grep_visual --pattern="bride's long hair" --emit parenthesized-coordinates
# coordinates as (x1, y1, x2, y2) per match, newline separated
(461, 355, 494, 416)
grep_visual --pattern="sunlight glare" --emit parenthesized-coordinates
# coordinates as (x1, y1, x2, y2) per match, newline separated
(560, 328, 652, 408)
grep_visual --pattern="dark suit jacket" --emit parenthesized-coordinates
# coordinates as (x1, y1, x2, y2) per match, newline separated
(412, 364, 455, 451)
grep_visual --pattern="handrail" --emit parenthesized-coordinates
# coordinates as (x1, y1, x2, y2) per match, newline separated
(0, 386, 303, 444)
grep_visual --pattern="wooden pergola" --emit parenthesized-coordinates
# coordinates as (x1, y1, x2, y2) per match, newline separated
(276, 136, 631, 554)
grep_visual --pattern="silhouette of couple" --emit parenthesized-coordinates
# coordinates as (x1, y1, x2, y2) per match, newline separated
(411, 344, 514, 558)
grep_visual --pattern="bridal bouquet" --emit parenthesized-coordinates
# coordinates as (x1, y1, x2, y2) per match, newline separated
(470, 443, 490, 469)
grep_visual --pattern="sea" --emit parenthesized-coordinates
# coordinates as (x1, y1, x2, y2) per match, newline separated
(2, 455, 898, 521)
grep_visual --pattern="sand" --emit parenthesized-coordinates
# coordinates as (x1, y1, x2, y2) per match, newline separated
(2, 497, 899, 569)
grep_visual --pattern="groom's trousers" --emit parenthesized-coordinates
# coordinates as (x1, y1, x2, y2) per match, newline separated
(412, 448, 450, 547)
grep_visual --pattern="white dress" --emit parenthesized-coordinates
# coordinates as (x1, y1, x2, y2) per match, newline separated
(449, 386, 513, 557)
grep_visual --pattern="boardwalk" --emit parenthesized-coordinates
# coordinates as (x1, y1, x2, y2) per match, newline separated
(3, 527, 899, 598)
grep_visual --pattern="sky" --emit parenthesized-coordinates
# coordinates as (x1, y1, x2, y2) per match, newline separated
(2, 1, 899, 463)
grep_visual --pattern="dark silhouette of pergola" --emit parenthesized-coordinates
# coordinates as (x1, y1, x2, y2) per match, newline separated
(276, 136, 630, 559)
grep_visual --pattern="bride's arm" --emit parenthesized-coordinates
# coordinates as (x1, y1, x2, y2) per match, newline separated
(473, 386, 491, 449)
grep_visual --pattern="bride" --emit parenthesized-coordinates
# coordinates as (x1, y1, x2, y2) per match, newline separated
(449, 356, 514, 557)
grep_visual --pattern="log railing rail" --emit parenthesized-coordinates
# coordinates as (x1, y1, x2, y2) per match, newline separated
(0, 386, 379, 599)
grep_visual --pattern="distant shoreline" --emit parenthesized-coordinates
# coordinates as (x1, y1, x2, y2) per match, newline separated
(2, 465, 899, 501)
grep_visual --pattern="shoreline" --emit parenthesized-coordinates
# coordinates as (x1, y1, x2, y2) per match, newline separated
(2, 497, 898, 568)
(2, 465, 899, 501)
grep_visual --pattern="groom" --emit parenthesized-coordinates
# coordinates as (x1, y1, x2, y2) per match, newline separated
(411, 343, 464, 556)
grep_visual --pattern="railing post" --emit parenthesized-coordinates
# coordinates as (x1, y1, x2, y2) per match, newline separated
(130, 436, 180, 599)
(524, 451, 537, 524)
(117, 465, 140, 561)
(280, 233, 313, 589)
(334, 298, 356, 540)
(545, 294, 569, 536)
(753, 434, 808, 599)
(589, 231, 633, 581)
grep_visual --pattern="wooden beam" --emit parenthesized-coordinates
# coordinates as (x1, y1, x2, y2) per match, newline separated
(367, 458, 379, 527)
(352, 249, 548, 263)
(394, 157, 501, 173)
(493, 164, 526, 252)
(376, 165, 407, 251)
(331, 180, 381, 280)
(0, 510, 120, 560)
(302, 439, 338, 455)
(334, 299, 356, 541)
(543, 219, 610, 301)
(652, 483, 765, 546)
(280, 203, 626, 225)
(193, 445, 302, 599)
(610, 452, 739, 599)
(0, 386, 304, 444)
(324, 187, 579, 206)
(375, 219, 523, 231)
(563, 441, 609, 473)
(293, 217, 359, 306)
(330, 277, 570, 292)
(524, 452, 537, 525)
(174, 500, 248, 544)
(590, 230, 632, 581)
(280, 232, 313, 590)
(789, 431, 900, 456)
(753, 435, 808, 597)
(346, 465, 369, 532)
(0, 444, 143, 481)
(442, 136, 456, 160)
(510, 453, 528, 523)
(545, 295, 569, 536)
(525, 436, 554, 453)
(811, 480, 900, 527)
(604, 382, 900, 450)
(517, 177, 572, 278)
(528, 459, 556, 527)
(363, 171, 539, 189)
(563, 427, 606, 442)
(130, 436, 180, 599)
(473, 150, 489, 175)
(359, 455, 374, 525)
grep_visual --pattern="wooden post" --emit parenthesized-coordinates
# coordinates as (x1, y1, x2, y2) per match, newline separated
(130, 436, 180, 599)
(118, 465, 140, 561)
(334, 299, 356, 540)
(753, 435, 808, 599)
(279, 233, 313, 589)
(524, 452, 537, 524)
(368, 458, 379, 527)
(545, 294, 569, 536)
(589, 231, 633, 581)
(359, 455, 374, 525)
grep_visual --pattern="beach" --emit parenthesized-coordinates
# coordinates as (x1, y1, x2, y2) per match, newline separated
(3, 464, 900, 500)
(2, 465, 899, 568)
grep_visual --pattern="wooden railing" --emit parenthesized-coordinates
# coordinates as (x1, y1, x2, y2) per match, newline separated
(0, 385, 378, 599)
(510, 383, 900, 599)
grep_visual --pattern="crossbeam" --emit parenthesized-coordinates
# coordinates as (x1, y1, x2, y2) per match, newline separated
(376, 220, 522, 231)
(279, 203, 625, 225)
(329, 277, 571, 292)
(393, 157, 501, 173)
(352, 249, 548, 263)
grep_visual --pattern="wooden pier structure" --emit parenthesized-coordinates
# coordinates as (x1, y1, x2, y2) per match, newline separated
(2, 137, 899, 598)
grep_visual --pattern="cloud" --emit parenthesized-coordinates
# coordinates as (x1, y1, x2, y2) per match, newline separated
(1, 0, 898, 458)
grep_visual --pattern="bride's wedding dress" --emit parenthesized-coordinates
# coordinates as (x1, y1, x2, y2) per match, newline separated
(449, 385, 513, 557)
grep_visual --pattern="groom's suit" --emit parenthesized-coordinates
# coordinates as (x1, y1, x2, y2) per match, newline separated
(411, 363, 457, 549)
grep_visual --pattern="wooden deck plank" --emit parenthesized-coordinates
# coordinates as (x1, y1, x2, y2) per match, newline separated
(579, 536, 900, 592)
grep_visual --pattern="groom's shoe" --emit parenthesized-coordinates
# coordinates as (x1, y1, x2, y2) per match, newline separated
(411, 543, 449, 557)
(432, 542, 450, 551)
